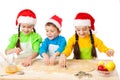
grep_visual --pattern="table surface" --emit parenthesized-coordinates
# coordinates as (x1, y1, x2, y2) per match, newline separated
(0, 59, 120, 80)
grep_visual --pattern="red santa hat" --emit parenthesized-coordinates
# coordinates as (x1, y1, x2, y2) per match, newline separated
(16, 9, 36, 26)
(73, 12, 95, 31)
(47, 15, 62, 31)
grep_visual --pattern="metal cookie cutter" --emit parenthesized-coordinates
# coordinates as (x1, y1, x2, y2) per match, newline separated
(74, 71, 92, 79)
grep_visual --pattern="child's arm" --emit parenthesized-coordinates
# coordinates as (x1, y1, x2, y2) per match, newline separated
(106, 49, 114, 57)
(39, 38, 48, 57)
(94, 35, 114, 56)
(22, 52, 38, 67)
(62, 35, 75, 57)
(56, 36, 66, 54)
(22, 33, 42, 67)
(42, 53, 50, 65)
(5, 34, 19, 54)
(59, 54, 66, 67)
(5, 48, 22, 55)
(50, 52, 60, 65)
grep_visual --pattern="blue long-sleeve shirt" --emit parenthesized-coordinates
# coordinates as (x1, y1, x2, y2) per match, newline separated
(39, 35, 66, 57)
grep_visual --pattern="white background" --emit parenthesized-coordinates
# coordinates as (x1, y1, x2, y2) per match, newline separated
(0, 0, 120, 77)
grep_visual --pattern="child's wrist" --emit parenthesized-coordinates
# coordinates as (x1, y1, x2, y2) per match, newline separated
(55, 52, 60, 56)
(61, 54, 66, 57)
(42, 53, 47, 57)
(43, 53, 49, 59)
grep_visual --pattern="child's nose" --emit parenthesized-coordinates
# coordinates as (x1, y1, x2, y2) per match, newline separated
(47, 31, 52, 35)
(80, 30, 84, 34)
(24, 28, 29, 31)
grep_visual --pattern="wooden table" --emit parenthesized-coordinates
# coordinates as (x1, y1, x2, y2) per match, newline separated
(0, 59, 119, 80)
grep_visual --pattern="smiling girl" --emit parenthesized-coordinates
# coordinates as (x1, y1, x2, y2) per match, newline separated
(5, 9, 42, 67)
(59, 12, 114, 67)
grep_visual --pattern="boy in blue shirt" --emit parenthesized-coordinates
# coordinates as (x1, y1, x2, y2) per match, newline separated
(39, 15, 66, 65)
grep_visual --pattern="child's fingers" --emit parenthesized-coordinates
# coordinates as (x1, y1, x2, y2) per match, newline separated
(61, 61, 66, 67)
(50, 58, 54, 65)
(46, 61, 50, 65)
(14, 48, 22, 54)
(59, 58, 66, 67)
(22, 62, 30, 67)
(43, 58, 50, 65)
(109, 52, 114, 56)
(59, 54, 66, 67)
(50, 57, 56, 65)
(106, 50, 114, 56)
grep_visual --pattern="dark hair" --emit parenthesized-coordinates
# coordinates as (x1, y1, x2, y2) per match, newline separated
(45, 22, 60, 32)
(16, 24, 36, 48)
(73, 29, 97, 59)
(89, 29, 97, 58)
(73, 31, 80, 59)
(33, 27, 36, 33)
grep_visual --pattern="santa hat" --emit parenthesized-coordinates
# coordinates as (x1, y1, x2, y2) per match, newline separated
(47, 15, 62, 31)
(16, 9, 36, 26)
(73, 12, 95, 31)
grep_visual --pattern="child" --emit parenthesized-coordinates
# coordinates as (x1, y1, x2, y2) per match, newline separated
(39, 15, 66, 65)
(5, 9, 42, 67)
(59, 12, 114, 67)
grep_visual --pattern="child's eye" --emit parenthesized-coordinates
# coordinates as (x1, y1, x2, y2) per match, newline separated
(22, 26, 25, 28)
(77, 30, 80, 31)
(76, 29, 80, 32)
(28, 26, 32, 29)
(83, 28, 87, 30)
(46, 30, 49, 32)
(51, 31, 54, 32)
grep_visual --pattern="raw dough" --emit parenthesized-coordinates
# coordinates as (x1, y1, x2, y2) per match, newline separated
(28, 59, 97, 74)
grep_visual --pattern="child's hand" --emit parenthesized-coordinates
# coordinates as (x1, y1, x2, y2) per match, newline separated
(106, 49, 114, 57)
(42, 53, 50, 65)
(59, 54, 66, 67)
(22, 57, 32, 67)
(14, 48, 22, 55)
(50, 55, 56, 65)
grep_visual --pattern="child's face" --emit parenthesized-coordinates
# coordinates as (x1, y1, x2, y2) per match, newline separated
(45, 25, 60, 40)
(75, 26, 90, 38)
(20, 23, 34, 35)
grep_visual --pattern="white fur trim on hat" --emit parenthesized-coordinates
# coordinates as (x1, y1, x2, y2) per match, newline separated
(47, 19, 61, 31)
(18, 16, 36, 25)
(74, 19, 91, 27)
